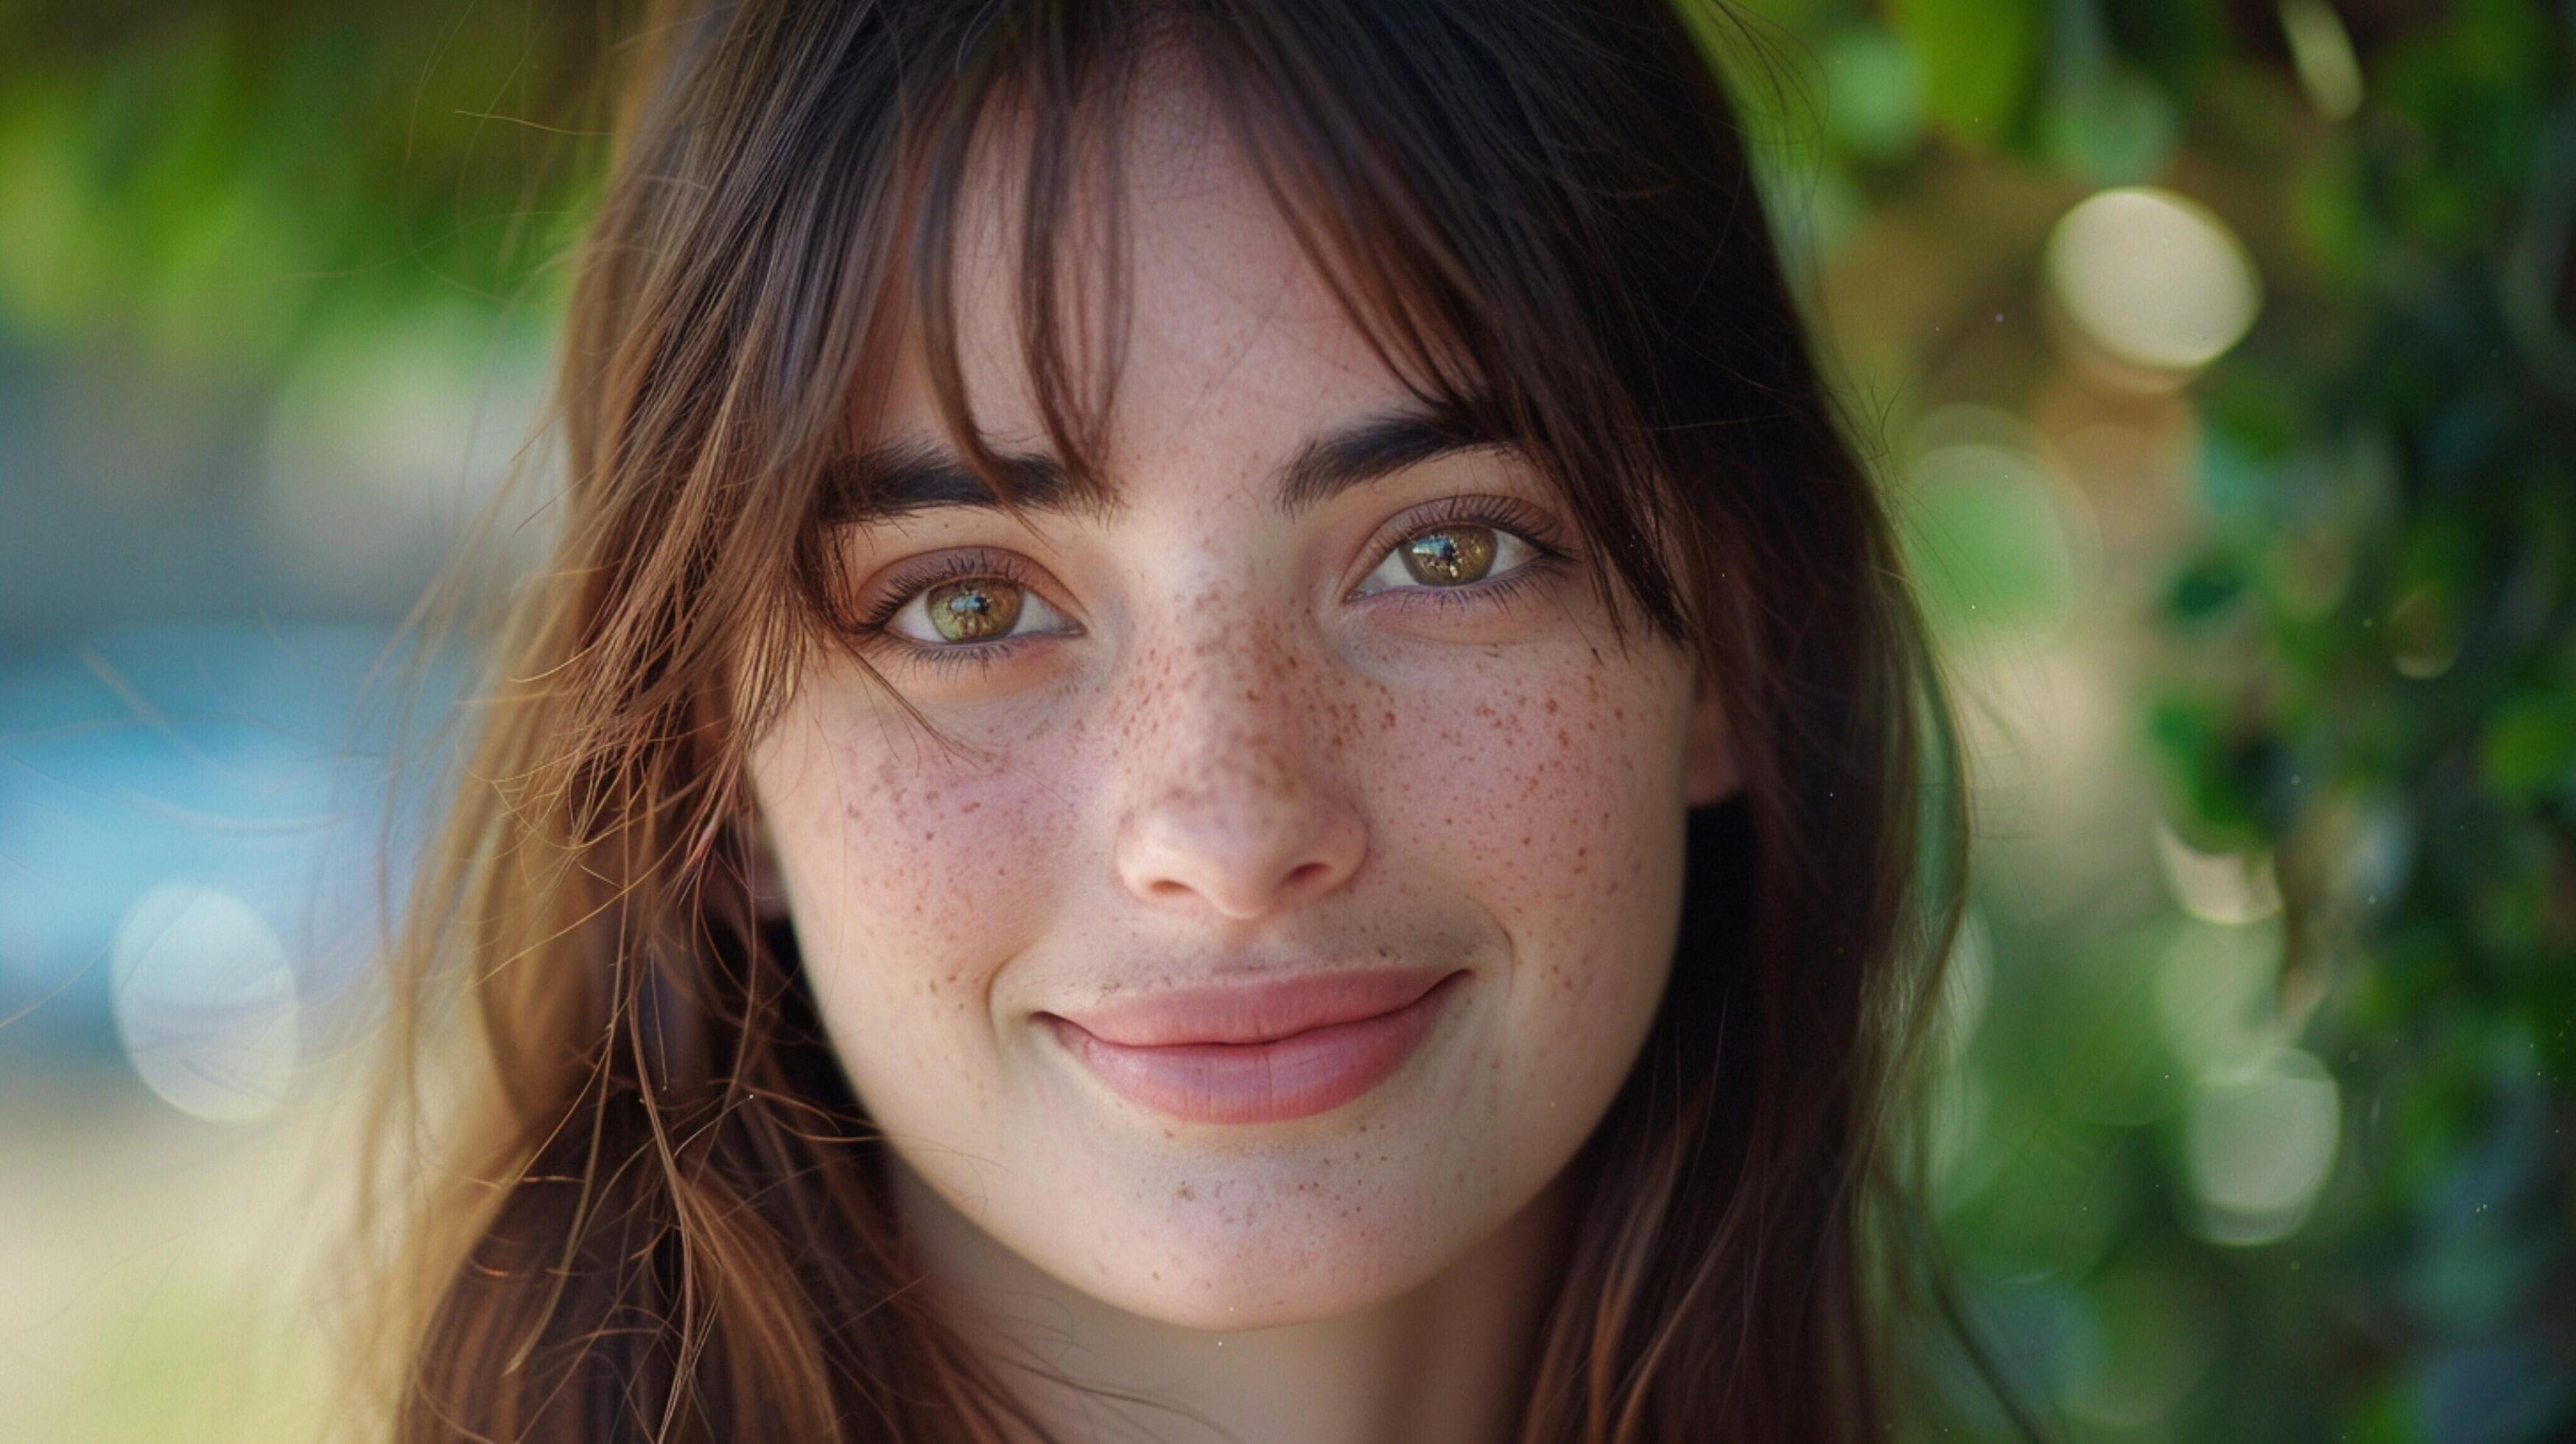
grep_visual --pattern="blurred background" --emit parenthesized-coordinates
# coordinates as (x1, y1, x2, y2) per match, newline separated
(0, 1, 2567, 1439)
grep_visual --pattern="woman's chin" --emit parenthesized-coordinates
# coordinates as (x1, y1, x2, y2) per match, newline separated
(1055, 1210, 1460, 1333)
(891, 1138, 1467, 1331)
(1026, 1157, 1569, 1333)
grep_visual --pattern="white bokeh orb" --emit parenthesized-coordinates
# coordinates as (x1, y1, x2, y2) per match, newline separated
(108, 883, 302, 1123)
(2186, 1047, 2340, 1246)
(2046, 186, 2262, 374)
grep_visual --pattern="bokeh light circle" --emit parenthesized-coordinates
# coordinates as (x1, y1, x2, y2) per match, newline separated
(2186, 1047, 2340, 1246)
(2046, 186, 2262, 374)
(108, 883, 302, 1123)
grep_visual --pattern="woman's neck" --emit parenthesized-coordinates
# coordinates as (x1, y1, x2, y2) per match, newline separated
(891, 1161, 1572, 1443)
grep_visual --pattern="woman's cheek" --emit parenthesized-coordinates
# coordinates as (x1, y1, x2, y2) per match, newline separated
(1367, 650, 1688, 1081)
(1382, 651, 1682, 908)
(757, 690, 1070, 1049)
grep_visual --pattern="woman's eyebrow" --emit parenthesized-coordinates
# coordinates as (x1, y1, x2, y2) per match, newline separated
(821, 442, 1084, 523)
(1272, 401, 1506, 516)
(825, 399, 1507, 525)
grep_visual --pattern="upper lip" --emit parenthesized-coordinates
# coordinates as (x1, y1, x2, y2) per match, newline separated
(1041, 966, 1461, 1047)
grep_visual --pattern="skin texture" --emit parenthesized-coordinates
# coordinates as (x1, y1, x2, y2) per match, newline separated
(743, 67, 1734, 1443)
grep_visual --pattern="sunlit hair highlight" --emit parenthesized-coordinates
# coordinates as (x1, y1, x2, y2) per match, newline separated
(345, 1, 1984, 1439)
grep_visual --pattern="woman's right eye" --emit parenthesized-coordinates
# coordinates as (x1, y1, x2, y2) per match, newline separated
(883, 575, 1076, 648)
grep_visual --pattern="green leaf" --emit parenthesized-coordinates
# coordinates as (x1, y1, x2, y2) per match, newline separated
(1819, 25, 1924, 162)
(2040, 63, 2178, 185)
(2479, 695, 2576, 807)
(1885, 0, 2041, 147)
(2167, 551, 2249, 623)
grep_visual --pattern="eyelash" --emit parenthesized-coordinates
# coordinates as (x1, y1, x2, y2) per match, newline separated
(843, 496, 1570, 670)
(849, 547, 1055, 676)
(1344, 495, 1570, 613)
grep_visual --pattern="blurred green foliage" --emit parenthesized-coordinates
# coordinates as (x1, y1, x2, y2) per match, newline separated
(2155, 0, 2576, 1432)
(3, 1, 2569, 1440)
(1724, 0, 2575, 1437)
(0, 1, 608, 371)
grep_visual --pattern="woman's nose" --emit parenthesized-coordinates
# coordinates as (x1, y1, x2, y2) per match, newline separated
(1109, 631, 1367, 922)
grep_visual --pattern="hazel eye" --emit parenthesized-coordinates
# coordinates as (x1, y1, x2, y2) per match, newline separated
(1355, 523, 1537, 597)
(888, 576, 1073, 646)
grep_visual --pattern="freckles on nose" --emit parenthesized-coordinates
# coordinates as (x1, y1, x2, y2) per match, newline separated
(1106, 611, 1369, 920)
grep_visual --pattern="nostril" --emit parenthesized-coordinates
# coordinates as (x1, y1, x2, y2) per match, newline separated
(1281, 860, 1330, 894)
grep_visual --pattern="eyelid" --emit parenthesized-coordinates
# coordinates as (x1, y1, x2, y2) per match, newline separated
(1343, 494, 1569, 601)
(887, 577, 1075, 648)
(849, 547, 1080, 646)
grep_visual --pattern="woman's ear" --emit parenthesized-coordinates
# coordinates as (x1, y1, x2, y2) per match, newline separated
(1682, 669, 1740, 808)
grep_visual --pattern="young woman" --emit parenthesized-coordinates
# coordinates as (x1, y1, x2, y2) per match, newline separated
(358, 1, 1973, 1438)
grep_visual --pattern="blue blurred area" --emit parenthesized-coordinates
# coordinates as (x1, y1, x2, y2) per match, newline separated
(0, 287, 536, 1089)
(0, 196, 523, 1434)
(0, 623, 458, 1069)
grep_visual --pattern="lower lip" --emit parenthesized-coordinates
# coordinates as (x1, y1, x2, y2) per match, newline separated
(1045, 972, 1467, 1126)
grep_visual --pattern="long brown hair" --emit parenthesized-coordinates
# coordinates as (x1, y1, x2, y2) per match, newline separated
(350, 1, 1975, 1437)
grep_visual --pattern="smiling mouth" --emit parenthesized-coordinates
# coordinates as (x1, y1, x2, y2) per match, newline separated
(1038, 967, 1469, 1125)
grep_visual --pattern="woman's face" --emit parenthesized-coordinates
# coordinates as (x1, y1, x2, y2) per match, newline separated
(745, 90, 1732, 1331)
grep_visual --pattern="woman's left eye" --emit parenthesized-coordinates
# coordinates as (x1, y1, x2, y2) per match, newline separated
(885, 575, 1075, 647)
(1352, 523, 1540, 597)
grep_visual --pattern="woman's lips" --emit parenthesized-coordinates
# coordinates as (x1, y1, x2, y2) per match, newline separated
(1040, 967, 1467, 1125)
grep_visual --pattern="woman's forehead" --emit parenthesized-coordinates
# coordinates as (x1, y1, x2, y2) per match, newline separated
(854, 62, 1424, 484)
